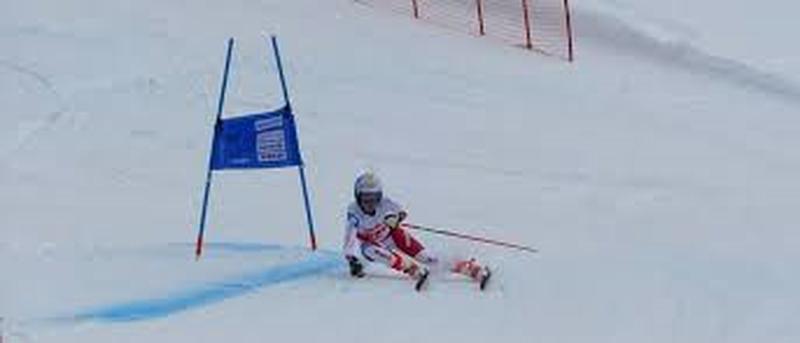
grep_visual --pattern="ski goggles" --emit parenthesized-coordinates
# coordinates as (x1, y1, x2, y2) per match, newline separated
(357, 191, 382, 205)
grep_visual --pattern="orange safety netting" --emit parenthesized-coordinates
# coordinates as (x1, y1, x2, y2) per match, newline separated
(355, 0, 574, 61)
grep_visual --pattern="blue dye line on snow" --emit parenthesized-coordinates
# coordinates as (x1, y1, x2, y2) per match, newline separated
(167, 241, 293, 254)
(69, 251, 344, 323)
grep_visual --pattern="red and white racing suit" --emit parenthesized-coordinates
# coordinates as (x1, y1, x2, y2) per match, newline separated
(344, 198, 485, 280)
(344, 197, 426, 272)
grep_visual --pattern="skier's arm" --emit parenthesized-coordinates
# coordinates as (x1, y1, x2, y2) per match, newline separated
(344, 211, 365, 278)
(382, 198, 408, 229)
(343, 212, 360, 258)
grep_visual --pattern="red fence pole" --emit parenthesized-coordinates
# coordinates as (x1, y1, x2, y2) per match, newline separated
(476, 0, 486, 35)
(563, 0, 575, 62)
(412, 0, 420, 19)
(521, 0, 533, 49)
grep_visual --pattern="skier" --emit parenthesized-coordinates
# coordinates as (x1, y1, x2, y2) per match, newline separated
(343, 172, 492, 290)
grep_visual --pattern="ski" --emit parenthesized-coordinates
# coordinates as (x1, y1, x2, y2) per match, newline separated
(414, 269, 430, 291)
(479, 266, 492, 291)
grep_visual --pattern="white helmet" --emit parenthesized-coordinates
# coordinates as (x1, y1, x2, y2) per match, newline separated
(354, 172, 383, 199)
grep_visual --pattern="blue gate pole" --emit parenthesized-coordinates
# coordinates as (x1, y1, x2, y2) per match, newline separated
(297, 165, 318, 250)
(271, 35, 318, 250)
(196, 37, 235, 259)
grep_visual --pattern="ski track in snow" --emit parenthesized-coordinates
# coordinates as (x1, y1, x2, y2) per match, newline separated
(0, 58, 67, 165)
(576, 6, 800, 105)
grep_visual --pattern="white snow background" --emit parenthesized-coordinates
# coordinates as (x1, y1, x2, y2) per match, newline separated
(1, 0, 799, 342)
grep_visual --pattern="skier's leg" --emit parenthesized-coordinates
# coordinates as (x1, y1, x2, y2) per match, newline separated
(361, 242, 427, 279)
(390, 227, 436, 263)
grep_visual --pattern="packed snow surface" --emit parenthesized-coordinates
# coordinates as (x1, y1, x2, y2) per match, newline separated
(2, 0, 799, 342)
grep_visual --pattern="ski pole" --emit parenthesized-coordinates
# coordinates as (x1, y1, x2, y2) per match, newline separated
(404, 224, 538, 254)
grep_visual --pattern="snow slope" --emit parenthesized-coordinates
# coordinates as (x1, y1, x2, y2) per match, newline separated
(2, 0, 799, 342)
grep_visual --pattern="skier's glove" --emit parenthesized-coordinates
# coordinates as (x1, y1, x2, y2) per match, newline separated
(346, 255, 365, 278)
(383, 211, 407, 229)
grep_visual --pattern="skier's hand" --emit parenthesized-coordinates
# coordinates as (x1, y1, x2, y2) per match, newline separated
(346, 255, 365, 278)
(383, 211, 407, 229)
